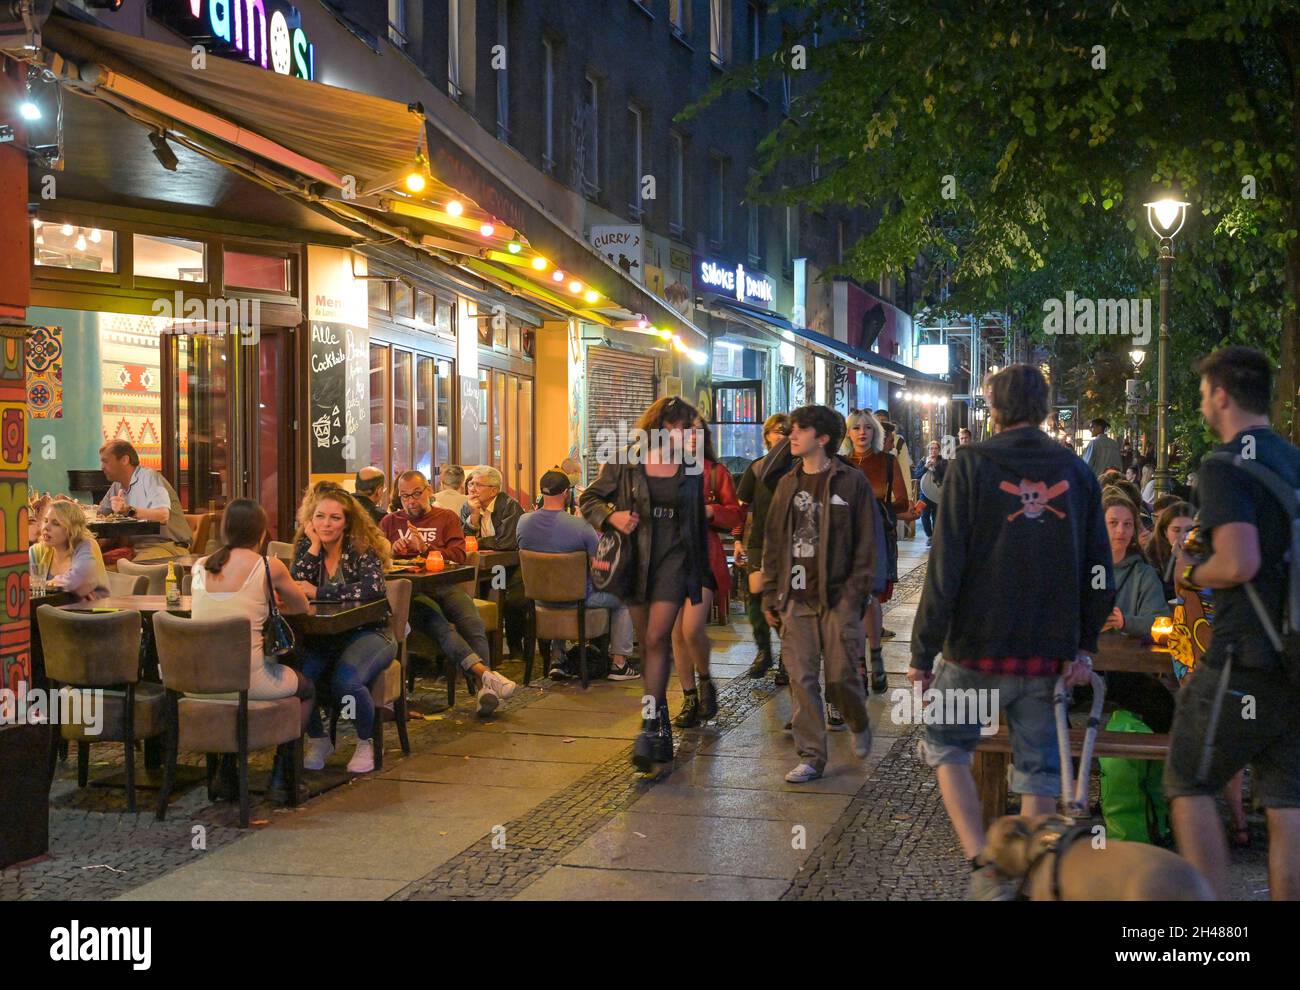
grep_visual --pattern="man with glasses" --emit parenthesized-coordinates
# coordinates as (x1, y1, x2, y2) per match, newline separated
(379, 470, 517, 717)
(461, 466, 528, 658)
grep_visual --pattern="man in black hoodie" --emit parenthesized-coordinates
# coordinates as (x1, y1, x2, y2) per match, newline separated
(909, 364, 1114, 899)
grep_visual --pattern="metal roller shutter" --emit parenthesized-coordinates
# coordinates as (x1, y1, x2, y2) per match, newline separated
(585, 347, 658, 480)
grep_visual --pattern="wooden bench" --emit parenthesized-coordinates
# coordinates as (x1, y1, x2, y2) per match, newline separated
(973, 724, 1170, 824)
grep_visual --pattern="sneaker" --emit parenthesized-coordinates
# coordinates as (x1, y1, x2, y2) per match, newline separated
(673, 694, 701, 728)
(303, 736, 334, 771)
(476, 685, 500, 717)
(851, 724, 873, 758)
(827, 703, 846, 731)
(607, 660, 640, 681)
(967, 862, 1017, 901)
(871, 670, 889, 694)
(482, 669, 517, 701)
(746, 651, 773, 678)
(773, 659, 790, 687)
(346, 740, 375, 773)
(548, 660, 571, 680)
(881, 628, 897, 640)
(697, 677, 718, 719)
(784, 762, 822, 783)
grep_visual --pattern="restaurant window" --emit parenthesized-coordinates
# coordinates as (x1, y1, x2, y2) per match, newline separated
(477, 368, 491, 466)
(668, 0, 688, 37)
(414, 288, 435, 326)
(714, 380, 764, 466)
(708, 155, 727, 246)
(493, 312, 508, 350)
(627, 104, 643, 219)
(670, 132, 685, 235)
(33, 221, 116, 272)
(496, 0, 511, 142)
(388, 0, 407, 49)
(369, 344, 390, 480)
(368, 279, 390, 313)
(174, 333, 231, 511)
(415, 356, 435, 479)
(224, 249, 290, 292)
(134, 234, 206, 282)
(393, 280, 413, 320)
(436, 295, 455, 338)
(392, 350, 413, 476)
(542, 38, 556, 174)
(710, 0, 731, 66)
(435, 359, 453, 467)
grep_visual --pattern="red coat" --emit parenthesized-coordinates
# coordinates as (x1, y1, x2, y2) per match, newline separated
(703, 460, 743, 599)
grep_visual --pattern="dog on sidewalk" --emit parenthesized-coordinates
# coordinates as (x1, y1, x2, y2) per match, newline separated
(986, 814, 1214, 900)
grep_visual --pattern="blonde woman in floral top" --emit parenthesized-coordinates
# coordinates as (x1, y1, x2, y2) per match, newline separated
(291, 482, 394, 775)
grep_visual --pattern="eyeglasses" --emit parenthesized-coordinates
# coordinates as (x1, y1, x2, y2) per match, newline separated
(398, 488, 428, 501)
(467, 480, 497, 490)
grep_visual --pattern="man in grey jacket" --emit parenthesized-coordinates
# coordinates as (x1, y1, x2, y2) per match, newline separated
(763, 405, 876, 783)
(1081, 418, 1123, 478)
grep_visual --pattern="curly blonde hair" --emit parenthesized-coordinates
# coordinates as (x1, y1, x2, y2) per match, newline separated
(294, 481, 392, 569)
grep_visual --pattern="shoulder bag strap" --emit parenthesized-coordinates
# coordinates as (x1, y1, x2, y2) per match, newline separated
(263, 554, 282, 619)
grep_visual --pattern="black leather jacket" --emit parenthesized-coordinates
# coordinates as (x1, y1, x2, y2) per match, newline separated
(579, 444, 710, 605)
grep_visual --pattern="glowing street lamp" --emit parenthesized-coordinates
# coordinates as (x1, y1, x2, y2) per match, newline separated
(1143, 191, 1189, 497)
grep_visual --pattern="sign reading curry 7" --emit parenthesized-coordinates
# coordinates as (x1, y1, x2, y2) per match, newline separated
(151, 0, 317, 80)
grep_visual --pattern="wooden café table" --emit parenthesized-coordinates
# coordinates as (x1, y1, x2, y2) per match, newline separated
(971, 633, 1176, 823)
(384, 562, 477, 594)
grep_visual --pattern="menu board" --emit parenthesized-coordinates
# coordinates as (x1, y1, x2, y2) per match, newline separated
(309, 321, 367, 473)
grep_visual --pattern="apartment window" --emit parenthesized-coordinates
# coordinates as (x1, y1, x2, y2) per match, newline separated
(387, 0, 407, 49)
(784, 205, 798, 271)
(749, 2, 762, 60)
(669, 0, 688, 36)
(577, 73, 601, 197)
(542, 39, 556, 173)
(495, 0, 510, 142)
(709, 155, 727, 245)
(811, 144, 821, 182)
(710, 0, 732, 66)
(627, 105, 643, 219)
(448, 0, 463, 99)
(781, 71, 791, 113)
(747, 170, 761, 265)
(670, 131, 685, 235)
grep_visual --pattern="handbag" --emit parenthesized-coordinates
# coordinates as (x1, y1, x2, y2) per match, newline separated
(261, 554, 296, 658)
(590, 466, 638, 594)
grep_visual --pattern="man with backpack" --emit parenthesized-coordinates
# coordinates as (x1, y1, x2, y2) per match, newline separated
(1168, 346, 1300, 900)
(909, 365, 1114, 899)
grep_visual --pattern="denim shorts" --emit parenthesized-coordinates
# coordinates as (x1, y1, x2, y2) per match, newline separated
(917, 659, 1061, 797)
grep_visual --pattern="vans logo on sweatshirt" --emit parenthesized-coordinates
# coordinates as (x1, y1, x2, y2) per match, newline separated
(999, 478, 1070, 521)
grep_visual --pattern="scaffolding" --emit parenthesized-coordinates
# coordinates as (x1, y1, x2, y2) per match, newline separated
(911, 311, 1024, 437)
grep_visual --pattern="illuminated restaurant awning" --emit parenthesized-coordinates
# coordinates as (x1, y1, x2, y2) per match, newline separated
(36, 14, 705, 340)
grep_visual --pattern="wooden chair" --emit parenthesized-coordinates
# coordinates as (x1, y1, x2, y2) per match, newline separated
(518, 550, 609, 689)
(463, 551, 504, 668)
(36, 607, 163, 812)
(117, 559, 171, 595)
(152, 612, 303, 828)
(404, 554, 493, 708)
(187, 512, 221, 554)
(106, 572, 148, 597)
(267, 540, 295, 568)
(331, 579, 412, 771)
(181, 572, 193, 597)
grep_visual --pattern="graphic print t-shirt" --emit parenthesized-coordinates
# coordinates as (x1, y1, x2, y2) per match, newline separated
(790, 467, 829, 602)
(378, 506, 467, 563)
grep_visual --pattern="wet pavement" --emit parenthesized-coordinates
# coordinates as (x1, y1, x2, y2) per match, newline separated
(1, 534, 1272, 900)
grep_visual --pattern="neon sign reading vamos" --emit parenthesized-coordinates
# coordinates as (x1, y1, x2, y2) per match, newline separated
(154, 0, 317, 80)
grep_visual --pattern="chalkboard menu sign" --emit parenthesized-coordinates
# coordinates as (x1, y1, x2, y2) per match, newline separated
(309, 322, 368, 473)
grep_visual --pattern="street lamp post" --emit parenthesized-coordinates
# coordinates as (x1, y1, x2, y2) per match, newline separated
(1144, 194, 1188, 498)
(1129, 348, 1146, 452)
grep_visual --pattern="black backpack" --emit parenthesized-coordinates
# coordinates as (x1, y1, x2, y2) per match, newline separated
(1204, 451, 1300, 683)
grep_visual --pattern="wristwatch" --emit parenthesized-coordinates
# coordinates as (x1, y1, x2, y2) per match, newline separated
(1181, 562, 1201, 591)
(126, 506, 137, 518)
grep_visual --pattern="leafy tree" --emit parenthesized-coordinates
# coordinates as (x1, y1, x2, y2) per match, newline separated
(695, 0, 1298, 449)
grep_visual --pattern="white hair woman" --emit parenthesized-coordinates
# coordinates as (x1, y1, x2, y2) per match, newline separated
(842, 409, 911, 698)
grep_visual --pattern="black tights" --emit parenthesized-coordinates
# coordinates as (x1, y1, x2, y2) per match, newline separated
(629, 600, 683, 712)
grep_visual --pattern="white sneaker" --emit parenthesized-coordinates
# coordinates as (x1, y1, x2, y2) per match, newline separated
(476, 684, 500, 718)
(852, 725, 873, 759)
(481, 669, 517, 701)
(784, 762, 822, 783)
(303, 736, 334, 771)
(346, 739, 375, 774)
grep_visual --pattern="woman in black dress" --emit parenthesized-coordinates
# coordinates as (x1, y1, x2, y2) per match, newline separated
(580, 397, 711, 771)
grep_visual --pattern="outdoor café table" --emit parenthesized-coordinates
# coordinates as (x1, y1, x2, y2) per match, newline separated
(87, 517, 161, 540)
(1092, 633, 1176, 675)
(384, 563, 476, 594)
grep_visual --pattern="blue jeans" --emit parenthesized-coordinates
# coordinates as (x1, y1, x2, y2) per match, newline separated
(585, 591, 634, 657)
(919, 495, 937, 538)
(411, 588, 491, 671)
(300, 627, 397, 741)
